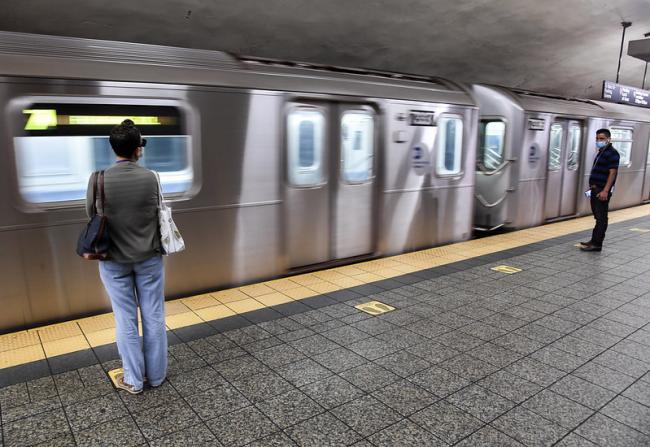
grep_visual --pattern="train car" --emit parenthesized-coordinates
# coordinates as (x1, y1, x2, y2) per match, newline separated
(0, 32, 478, 332)
(472, 85, 650, 231)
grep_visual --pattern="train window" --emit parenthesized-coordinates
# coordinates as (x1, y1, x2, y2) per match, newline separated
(288, 108, 325, 186)
(436, 116, 463, 175)
(548, 123, 563, 171)
(611, 128, 633, 166)
(14, 103, 192, 204)
(567, 125, 581, 170)
(341, 111, 374, 183)
(479, 120, 506, 171)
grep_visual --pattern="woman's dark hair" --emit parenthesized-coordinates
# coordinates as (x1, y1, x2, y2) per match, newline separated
(109, 119, 142, 158)
(596, 128, 611, 138)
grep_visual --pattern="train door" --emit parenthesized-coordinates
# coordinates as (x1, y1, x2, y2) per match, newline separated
(285, 102, 376, 268)
(644, 138, 650, 201)
(544, 120, 582, 219)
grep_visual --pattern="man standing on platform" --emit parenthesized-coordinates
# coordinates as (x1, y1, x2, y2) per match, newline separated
(580, 128, 620, 252)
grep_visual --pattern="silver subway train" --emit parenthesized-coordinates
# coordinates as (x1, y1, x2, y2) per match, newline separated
(473, 85, 650, 230)
(0, 32, 649, 332)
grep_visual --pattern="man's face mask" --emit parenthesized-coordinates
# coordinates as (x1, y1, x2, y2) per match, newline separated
(595, 141, 608, 149)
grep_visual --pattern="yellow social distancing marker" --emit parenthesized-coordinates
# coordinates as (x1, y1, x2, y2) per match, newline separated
(630, 228, 650, 233)
(354, 301, 395, 315)
(107, 368, 124, 388)
(491, 265, 522, 274)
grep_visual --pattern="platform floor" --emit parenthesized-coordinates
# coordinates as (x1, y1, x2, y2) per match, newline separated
(1, 206, 650, 446)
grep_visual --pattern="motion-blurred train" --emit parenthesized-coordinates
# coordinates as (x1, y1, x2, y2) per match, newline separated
(1, 31, 649, 332)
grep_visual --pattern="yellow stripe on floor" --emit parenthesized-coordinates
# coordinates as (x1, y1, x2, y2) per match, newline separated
(1, 204, 649, 369)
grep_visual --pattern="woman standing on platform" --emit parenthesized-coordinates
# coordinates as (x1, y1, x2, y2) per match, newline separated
(86, 119, 166, 394)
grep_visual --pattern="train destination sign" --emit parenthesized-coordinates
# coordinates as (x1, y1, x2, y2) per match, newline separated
(22, 110, 167, 130)
(602, 81, 650, 108)
(20, 104, 183, 136)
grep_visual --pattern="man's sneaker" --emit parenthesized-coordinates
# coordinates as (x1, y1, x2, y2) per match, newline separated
(579, 240, 592, 247)
(580, 244, 602, 252)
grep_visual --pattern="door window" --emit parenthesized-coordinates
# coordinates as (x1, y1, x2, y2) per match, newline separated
(341, 111, 374, 183)
(611, 128, 633, 166)
(479, 119, 506, 172)
(436, 115, 463, 175)
(288, 108, 325, 186)
(567, 124, 581, 170)
(548, 123, 563, 171)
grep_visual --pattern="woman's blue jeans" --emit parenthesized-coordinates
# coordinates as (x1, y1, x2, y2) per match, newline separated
(99, 255, 167, 389)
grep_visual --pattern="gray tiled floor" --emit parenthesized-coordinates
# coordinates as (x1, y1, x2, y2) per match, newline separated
(2, 219, 650, 446)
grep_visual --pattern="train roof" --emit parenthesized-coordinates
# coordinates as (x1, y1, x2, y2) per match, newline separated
(590, 100, 650, 122)
(497, 86, 606, 116)
(0, 31, 475, 106)
(484, 85, 650, 123)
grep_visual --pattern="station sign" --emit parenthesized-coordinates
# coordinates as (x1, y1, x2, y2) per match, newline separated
(528, 118, 545, 131)
(602, 81, 650, 108)
(409, 110, 435, 126)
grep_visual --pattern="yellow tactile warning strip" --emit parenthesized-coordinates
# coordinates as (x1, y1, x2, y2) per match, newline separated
(1, 203, 650, 369)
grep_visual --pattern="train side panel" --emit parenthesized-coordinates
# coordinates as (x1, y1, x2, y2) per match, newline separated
(379, 101, 476, 255)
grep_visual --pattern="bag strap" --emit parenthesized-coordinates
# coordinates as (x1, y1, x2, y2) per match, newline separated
(98, 170, 106, 215)
(153, 171, 164, 208)
(90, 171, 99, 216)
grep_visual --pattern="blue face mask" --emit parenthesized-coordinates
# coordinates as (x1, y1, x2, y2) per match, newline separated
(596, 141, 608, 149)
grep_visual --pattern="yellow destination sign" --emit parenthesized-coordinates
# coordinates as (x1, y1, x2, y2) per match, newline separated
(23, 109, 165, 130)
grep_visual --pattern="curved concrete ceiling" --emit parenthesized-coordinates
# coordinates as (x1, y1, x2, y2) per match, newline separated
(2, 0, 650, 98)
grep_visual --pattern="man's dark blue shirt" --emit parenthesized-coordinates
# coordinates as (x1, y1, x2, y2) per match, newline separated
(589, 144, 620, 188)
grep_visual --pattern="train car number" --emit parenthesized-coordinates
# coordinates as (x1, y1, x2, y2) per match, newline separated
(409, 110, 435, 126)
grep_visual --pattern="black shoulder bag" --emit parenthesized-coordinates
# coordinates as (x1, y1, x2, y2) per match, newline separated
(76, 171, 110, 260)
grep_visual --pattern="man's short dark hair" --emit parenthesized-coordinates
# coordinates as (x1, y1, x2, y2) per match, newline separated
(109, 119, 141, 158)
(596, 128, 611, 138)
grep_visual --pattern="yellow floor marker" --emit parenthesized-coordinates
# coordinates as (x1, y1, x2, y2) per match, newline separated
(107, 368, 123, 388)
(354, 301, 395, 315)
(491, 265, 522, 274)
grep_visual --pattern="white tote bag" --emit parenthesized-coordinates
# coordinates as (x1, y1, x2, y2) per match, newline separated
(154, 171, 185, 255)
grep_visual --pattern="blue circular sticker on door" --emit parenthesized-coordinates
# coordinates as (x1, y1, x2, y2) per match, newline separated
(412, 143, 431, 175)
(529, 143, 540, 165)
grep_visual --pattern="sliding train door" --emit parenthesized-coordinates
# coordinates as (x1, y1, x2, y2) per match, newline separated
(644, 138, 650, 201)
(285, 101, 376, 268)
(544, 120, 582, 219)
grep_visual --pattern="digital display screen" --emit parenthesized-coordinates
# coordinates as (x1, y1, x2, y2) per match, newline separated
(21, 104, 182, 135)
(602, 81, 650, 108)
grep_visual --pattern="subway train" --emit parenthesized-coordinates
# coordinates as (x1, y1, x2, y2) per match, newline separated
(0, 31, 649, 332)
(473, 85, 650, 230)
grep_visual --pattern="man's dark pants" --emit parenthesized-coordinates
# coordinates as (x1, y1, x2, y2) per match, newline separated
(590, 187, 611, 247)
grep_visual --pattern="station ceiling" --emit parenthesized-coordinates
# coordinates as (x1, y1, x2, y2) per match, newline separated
(2, 1, 650, 98)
